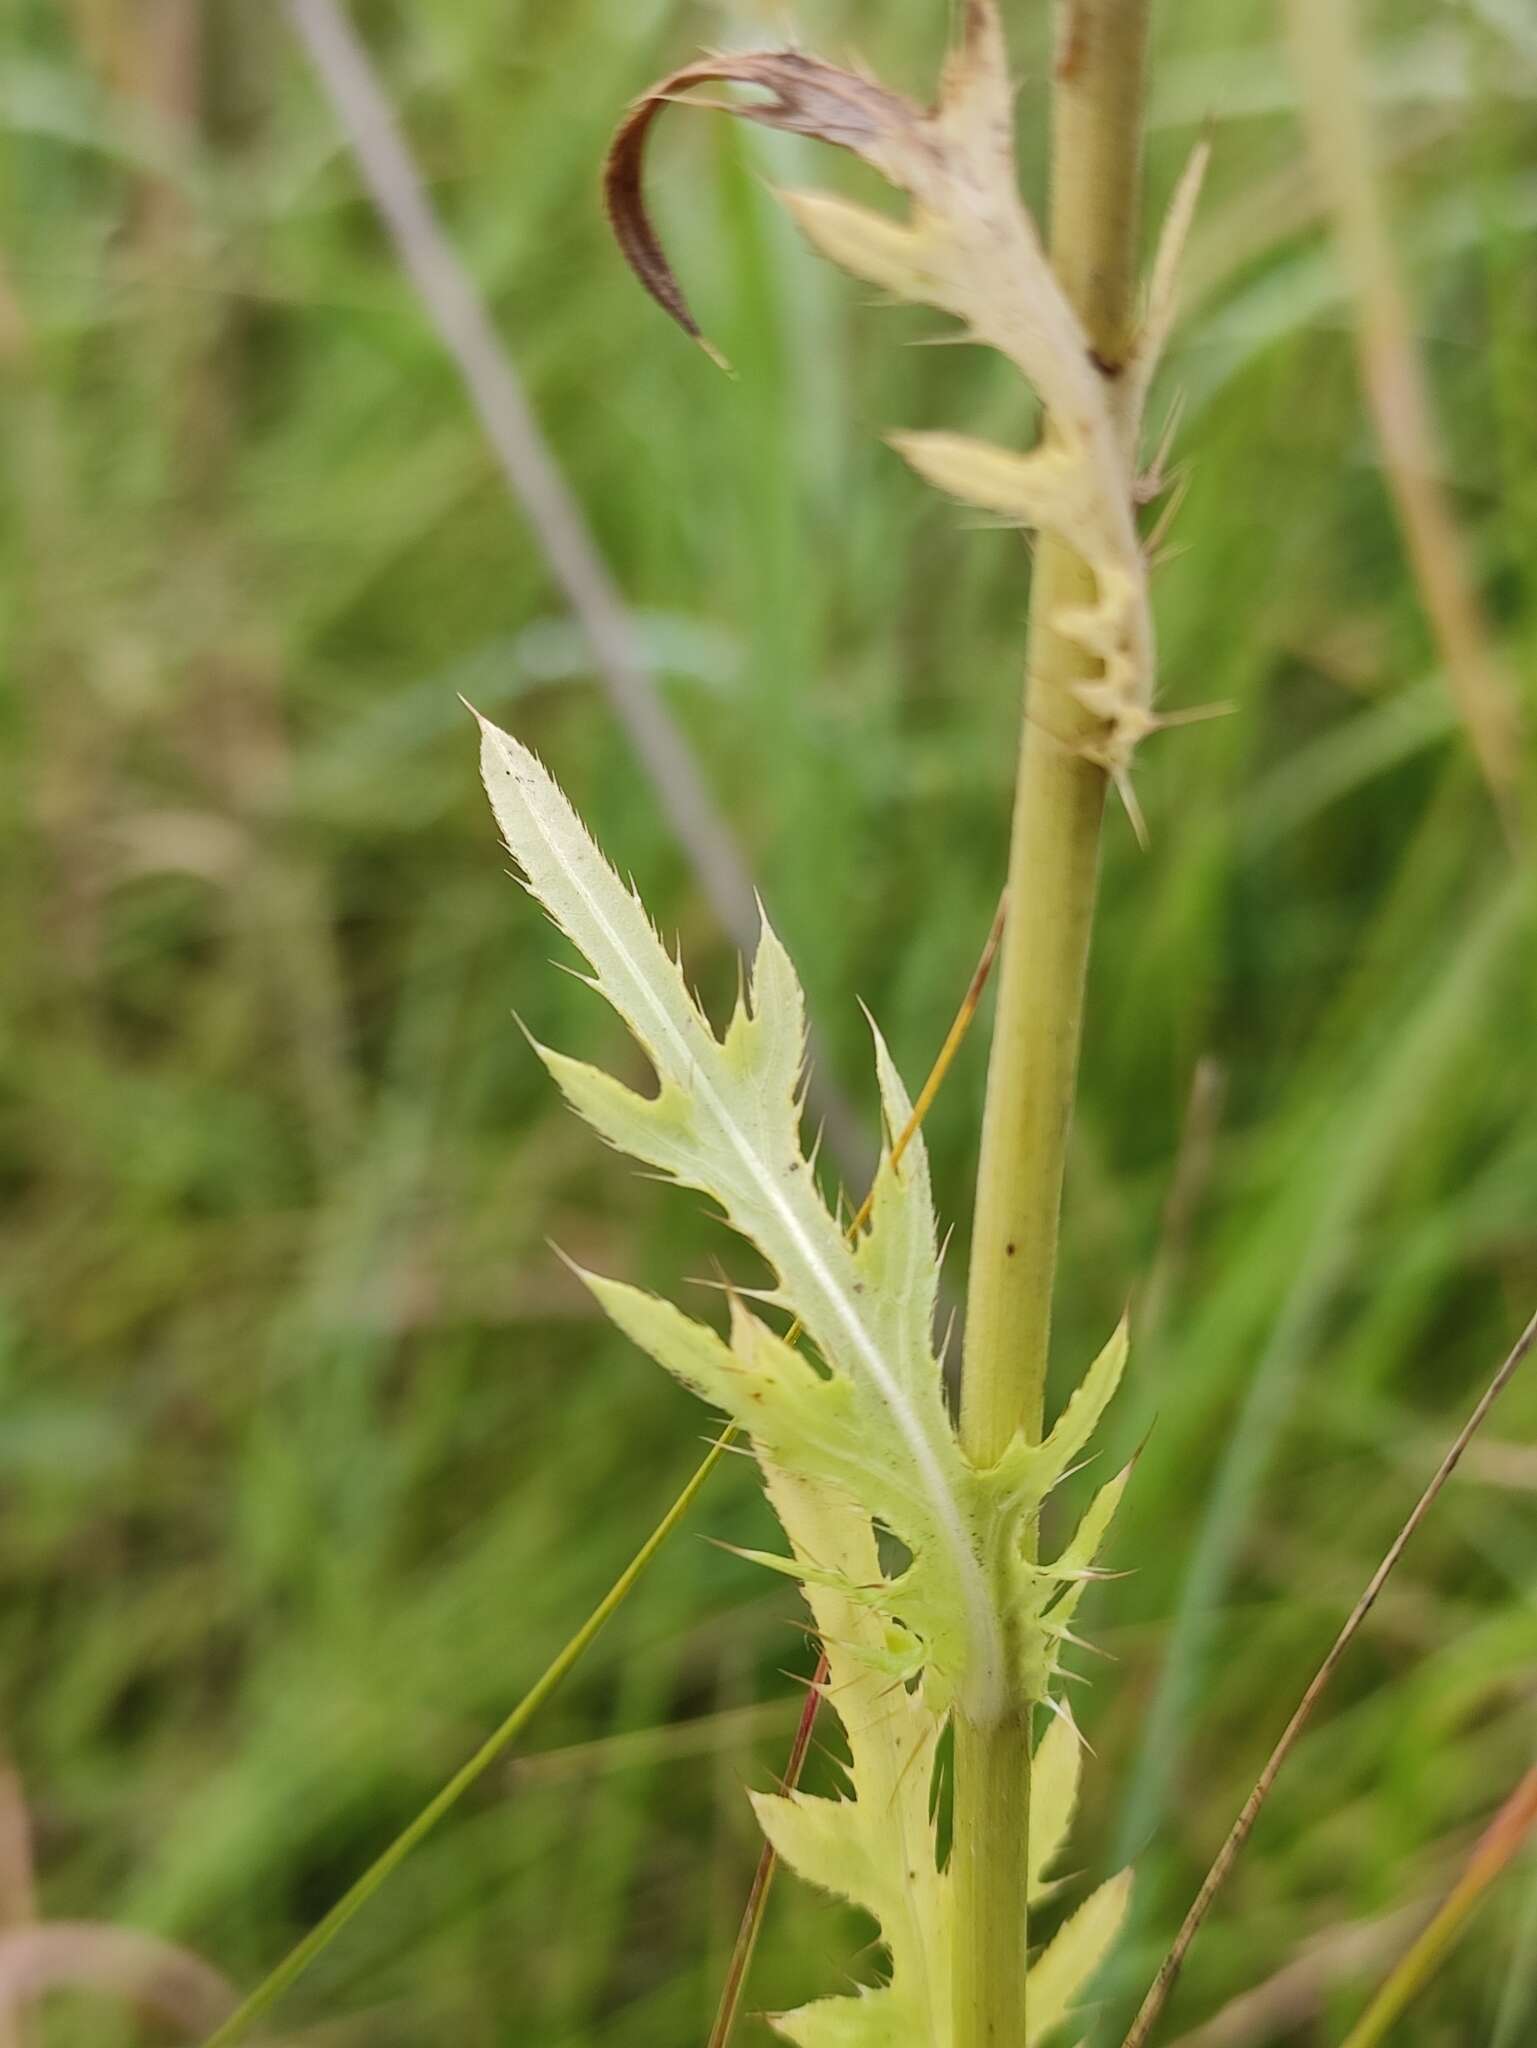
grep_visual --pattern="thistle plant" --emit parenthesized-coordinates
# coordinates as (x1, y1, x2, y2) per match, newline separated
(161, 11, 1535, 2048)
(479, 717, 1129, 2039)
(474, 6, 1203, 2043)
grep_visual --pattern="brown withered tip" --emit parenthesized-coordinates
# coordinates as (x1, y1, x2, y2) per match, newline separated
(600, 50, 923, 370)
(602, 79, 716, 359)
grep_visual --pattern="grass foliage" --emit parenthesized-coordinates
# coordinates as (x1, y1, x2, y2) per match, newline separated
(1, 0, 1535, 2042)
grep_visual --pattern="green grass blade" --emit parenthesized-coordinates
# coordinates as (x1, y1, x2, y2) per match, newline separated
(199, 1433, 733, 2048)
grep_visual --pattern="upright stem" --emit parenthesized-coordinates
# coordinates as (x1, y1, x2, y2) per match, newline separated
(952, 7, 1152, 2046)
(963, 0, 1152, 1465)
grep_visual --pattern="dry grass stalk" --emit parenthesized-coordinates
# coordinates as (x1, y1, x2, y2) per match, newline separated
(1285, 0, 1525, 839)
(1121, 1303, 1537, 2048)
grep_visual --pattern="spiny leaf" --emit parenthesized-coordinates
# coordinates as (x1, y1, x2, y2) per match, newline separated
(478, 713, 1002, 1717)
(888, 432, 1089, 540)
(479, 712, 1132, 1727)
(752, 1470, 947, 2048)
(1127, 138, 1211, 448)
(1026, 1869, 1134, 2045)
(601, 0, 1200, 786)
(1029, 1711, 1084, 1900)
(753, 1473, 1131, 2047)
(1031, 1319, 1131, 1492)
(477, 712, 1138, 2034)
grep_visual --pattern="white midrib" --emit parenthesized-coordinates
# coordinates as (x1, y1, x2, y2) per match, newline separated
(489, 731, 1005, 1719)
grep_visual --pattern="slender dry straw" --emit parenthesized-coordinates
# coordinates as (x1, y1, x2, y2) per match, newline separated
(1121, 1303, 1537, 2048)
(1284, 0, 1524, 841)
(285, 0, 870, 1180)
(0, 1768, 33, 2048)
(707, 1661, 824, 2048)
(952, 8, 1152, 2044)
(1338, 1764, 1537, 2048)
(1167, 1899, 1430, 2048)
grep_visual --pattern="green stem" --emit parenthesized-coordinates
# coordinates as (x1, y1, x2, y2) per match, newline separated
(953, 6, 1152, 2046)
(951, 1709, 1036, 2048)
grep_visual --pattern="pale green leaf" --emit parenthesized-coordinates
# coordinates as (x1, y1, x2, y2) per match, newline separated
(478, 714, 1003, 1715)
(1029, 1711, 1083, 1900)
(754, 1470, 949, 2048)
(477, 713, 1140, 2038)
(888, 433, 1087, 545)
(1027, 1870, 1134, 2045)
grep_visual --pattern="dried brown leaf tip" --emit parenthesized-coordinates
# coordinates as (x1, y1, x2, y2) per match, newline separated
(602, 51, 926, 364)
(603, 0, 1206, 807)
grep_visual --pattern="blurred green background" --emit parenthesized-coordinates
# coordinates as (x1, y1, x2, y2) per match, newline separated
(1, 1, 1534, 2043)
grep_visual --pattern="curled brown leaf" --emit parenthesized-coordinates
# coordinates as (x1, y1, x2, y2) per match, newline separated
(602, 51, 925, 359)
(601, 0, 1194, 797)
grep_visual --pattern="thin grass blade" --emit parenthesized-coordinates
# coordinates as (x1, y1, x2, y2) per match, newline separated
(198, 1436, 729, 2048)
